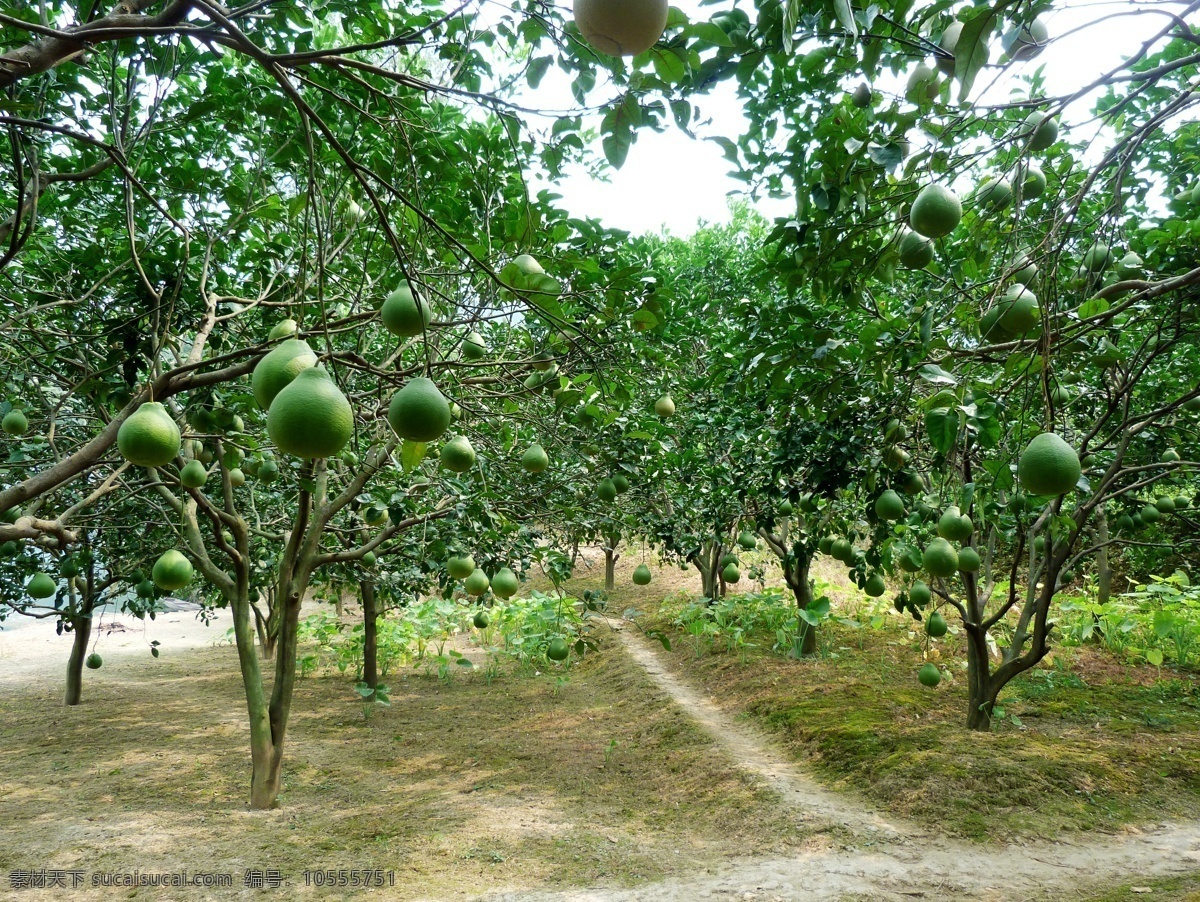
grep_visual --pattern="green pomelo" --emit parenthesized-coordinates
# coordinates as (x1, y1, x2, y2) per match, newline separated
(521, 444, 549, 474)
(1021, 112, 1058, 152)
(2, 409, 28, 435)
(937, 506, 973, 542)
(612, 474, 631, 494)
(117, 402, 181, 468)
(85, 652, 103, 670)
(831, 537, 853, 562)
(975, 176, 1013, 211)
(1021, 166, 1047, 200)
(851, 83, 872, 107)
(918, 663, 942, 687)
(937, 22, 962, 75)
(381, 284, 432, 338)
(464, 568, 490, 596)
(909, 580, 931, 606)
(926, 611, 948, 638)
(26, 572, 56, 599)
(152, 550, 193, 591)
(923, 538, 959, 578)
(864, 572, 887, 597)
(722, 563, 741, 584)
(817, 536, 834, 555)
(447, 554, 476, 580)
(997, 286, 1040, 334)
(1155, 496, 1175, 514)
(909, 184, 962, 239)
(252, 339, 318, 410)
(136, 578, 156, 599)
(957, 547, 981, 572)
(228, 467, 245, 487)
(900, 470, 926, 495)
(461, 331, 487, 360)
(898, 230, 934, 269)
(737, 530, 758, 550)
(1082, 242, 1113, 274)
(632, 564, 652, 586)
(492, 567, 520, 599)
(598, 478, 617, 503)
(388, 377, 451, 442)
(654, 395, 676, 417)
(1117, 252, 1144, 280)
(546, 636, 570, 661)
(267, 367, 353, 459)
(720, 552, 740, 569)
(362, 551, 376, 567)
(268, 318, 298, 341)
(875, 490, 906, 521)
(1018, 433, 1081, 496)
(1141, 504, 1161, 524)
(473, 610, 490, 629)
(513, 253, 545, 275)
(258, 459, 279, 482)
(440, 435, 476, 473)
(779, 499, 794, 515)
(180, 460, 208, 489)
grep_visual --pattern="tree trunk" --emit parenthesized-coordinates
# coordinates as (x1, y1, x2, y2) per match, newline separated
(64, 614, 92, 706)
(362, 578, 378, 690)
(253, 588, 277, 660)
(965, 625, 993, 731)
(693, 541, 721, 600)
(784, 554, 818, 656)
(604, 548, 616, 591)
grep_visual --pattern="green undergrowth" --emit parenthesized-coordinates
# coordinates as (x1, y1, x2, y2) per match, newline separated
(641, 588, 1200, 842)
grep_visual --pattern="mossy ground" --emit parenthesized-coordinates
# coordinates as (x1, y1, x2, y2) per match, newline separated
(630, 555, 1200, 842)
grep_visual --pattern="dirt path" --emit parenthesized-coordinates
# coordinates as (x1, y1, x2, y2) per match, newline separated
(484, 625, 1200, 902)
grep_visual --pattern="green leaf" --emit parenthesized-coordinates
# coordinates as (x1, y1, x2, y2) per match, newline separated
(401, 440, 427, 472)
(1145, 647, 1164, 666)
(651, 48, 687, 83)
(954, 5, 1004, 101)
(919, 364, 958, 386)
(691, 22, 733, 47)
(783, 0, 801, 53)
(925, 407, 960, 455)
(832, 0, 859, 39)
(1078, 296, 1109, 318)
(526, 57, 552, 89)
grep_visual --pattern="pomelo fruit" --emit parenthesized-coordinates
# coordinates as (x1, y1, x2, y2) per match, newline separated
(1082, 242, 1113, 274)
(918, 662, 942, 687)
(885, 419, 908, 443)
(722, 562, 741, 584)
(997, 285, 1040, 334)
(26, 572, 56, 599)
(268, 318, 298, 341)
(598, 478, 617, 502)
(1021, 165, 1046, 200)
(381, 284, 431, 338)
(492, 567, 520, 599)
(252, 339, 318, 410)
(117, 402, 181, 467)
(362, 551, 376, 567)
(473, 610, 490, 629)
(464, 568, 490, 596)
(136, 578, 156, 598)
(817, 536, 834, 555)
(2, 409, 28, 435)
(1117, 252, 1144, 280)
(909, 184, 962, 239)
(180, 460, 207, 488)
(898, 230, 934, 269)
(514, 254, 545, 276)
(926, 611, 948, 637)
(573, 0, 669, 56)
(875, 489, 906, 521)
(632, 563, 652, 586)
(737, 530, 757, 550)
(900, 470, 926, 495)
(152, 550, 193, 591)
(1011, 17, 1049, 61)
(1017, 433, 1081, 496)
(779, 499, 794, 515)
(85, 652, 103, 670)
(228, 467, 245, 487)
(909, 580, 931, 606)
(883, 445, 910, 469)
(720, 552, 740, 569)
(923, 538, 959, 578)
(898, 548, 923, 573)
(388, 377, 451, 442)
(1115, 513, 1135, 532)
(938, 506, 973, 542)
(440, 435, 476, 473)
(1175, 495, 1191, 510)
(864, 572, 887, 597)
(521, 444, 549, 474)
(1020, 112, 1058, 151)
(1141, 503, 1161, 524)
(937, 21, 962, 75)
(462, 331, 487, 361)
(1155, 496, 1175, 514)
(957, 546, 981, 572)
(258, 459, 279, 482)
(831, 537, 854, 562)
(613, 474, 631, 493)
(0, 541, 17, 557)
(851, 83, 872, 107)
(546, 637, 570, 661)
(267, 367, 353, 459)
(448, 554, 476, 580)
(975, 176, 1013, 211)
(654, 395, 675, 417)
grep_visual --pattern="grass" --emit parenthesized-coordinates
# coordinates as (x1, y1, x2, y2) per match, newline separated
(637, 557, 1200, 842)
(0, 599, 807, 899)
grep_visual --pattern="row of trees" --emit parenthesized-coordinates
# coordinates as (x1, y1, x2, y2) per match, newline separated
(2, 0, 1198, 808)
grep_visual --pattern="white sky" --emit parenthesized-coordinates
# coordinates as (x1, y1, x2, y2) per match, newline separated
(541, 0, 1180, 236)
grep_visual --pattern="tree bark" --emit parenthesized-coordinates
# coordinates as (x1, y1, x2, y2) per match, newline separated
(964, 625, 993, 731)
(783, 552, 818, 656)
(63, 614, 92, 706)
(362, 578, 378, 690)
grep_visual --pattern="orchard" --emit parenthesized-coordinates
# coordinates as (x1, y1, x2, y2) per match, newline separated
(1, 0, 1200, 896)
